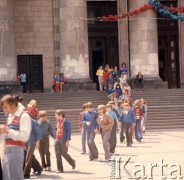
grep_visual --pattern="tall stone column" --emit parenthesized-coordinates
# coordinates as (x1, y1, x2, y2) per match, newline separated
(178, 0, 184, 87)
(0, 0, 17, 81)
(118, 0, 129, 70)
(59, 0, 90, 82)
(129, 0, 160, 80)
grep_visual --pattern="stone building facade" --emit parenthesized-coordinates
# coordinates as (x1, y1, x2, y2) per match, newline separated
(0, 0, 183, 92)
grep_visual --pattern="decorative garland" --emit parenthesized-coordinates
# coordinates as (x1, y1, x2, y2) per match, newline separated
(101, 4, 153, 21)
(101, 0, 184, 21)
(149, 0, 184, 21)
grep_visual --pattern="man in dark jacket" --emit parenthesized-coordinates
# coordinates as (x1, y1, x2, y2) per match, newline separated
(54, 109, 76, 173)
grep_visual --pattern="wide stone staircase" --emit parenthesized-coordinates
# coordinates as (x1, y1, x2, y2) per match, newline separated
(0, 89, 184, 133)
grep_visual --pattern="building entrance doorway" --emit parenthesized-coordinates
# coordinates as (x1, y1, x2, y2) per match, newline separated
(17, 55, 44, 93)
(87, 1, 119, 88)
(158, 0, 180, 88)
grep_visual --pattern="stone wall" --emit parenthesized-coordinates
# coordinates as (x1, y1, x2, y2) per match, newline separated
(13, 0, 55, 88)
(0, 0, 17, 81)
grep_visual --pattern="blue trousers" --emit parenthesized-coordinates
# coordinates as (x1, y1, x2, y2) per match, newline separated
(135, 120, 142, 140)
(2, 146, 24, 180)
(81, 128, 87, 153)
(87, 131, 98, 160)
(120, 121, 125, 142)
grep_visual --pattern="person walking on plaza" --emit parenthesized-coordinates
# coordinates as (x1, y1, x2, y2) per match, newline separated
(106, 103, 119, 154)
(140, 99, 148, 133)
(79, 103, 88, 154)
(133, 100, 143, 142)
(96, 66, 104, 91)
(82, 102, 99, 161)
(19, 73, 27, 93)
(120, 102, 135, 147)
(0, 95, 31, 180)
(54, 109, 76, 173)
(24, 114, 43, 179)
(97, 105, 114, 161)
(117, 100, 125, 143)
(38, 111, 55, 171)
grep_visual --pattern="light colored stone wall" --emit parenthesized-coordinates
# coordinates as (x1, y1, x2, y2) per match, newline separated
(179, 0, 184, 86)
(59, 0, 90, 82)
(0, 0, 17, 81)
(129, 0, 159, 78)
(14, 0, 55, 88)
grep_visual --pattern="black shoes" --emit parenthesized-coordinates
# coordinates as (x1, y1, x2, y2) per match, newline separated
(24, 175, 30, 179)
(72, 160, 76, 170)
(127, 143, 132, 147)
(89, 156, 98, 161)
(33, 169, 43, 175)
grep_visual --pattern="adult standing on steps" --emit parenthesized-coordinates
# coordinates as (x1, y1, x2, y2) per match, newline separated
(54, 109, 76, 173)
(82, 102, 99, 161)
(19, 73, 27, 93)
(96, 66, 104, 92)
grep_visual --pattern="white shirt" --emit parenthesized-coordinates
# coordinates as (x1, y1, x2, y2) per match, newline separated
(7, 108, 31, 142)
(124, 86, 131, 92)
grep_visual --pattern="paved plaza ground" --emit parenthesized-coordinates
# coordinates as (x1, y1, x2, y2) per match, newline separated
(29, 130, 184, 180)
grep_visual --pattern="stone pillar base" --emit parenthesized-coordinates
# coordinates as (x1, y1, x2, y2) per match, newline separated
(128, 76, 168, 89)
(0, 81, 22, 96)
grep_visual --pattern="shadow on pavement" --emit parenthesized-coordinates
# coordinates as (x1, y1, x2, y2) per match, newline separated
(64, 170, 95, 175)
(32, 174, 63, 179)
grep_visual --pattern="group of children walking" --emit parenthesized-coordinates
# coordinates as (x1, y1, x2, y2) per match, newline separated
(79, 98, 147, 161)
(0, 95, 75, 180)
(0, 87, 147, 180)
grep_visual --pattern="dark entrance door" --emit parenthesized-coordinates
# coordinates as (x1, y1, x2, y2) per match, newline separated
(87, 1, 119, 84)
(17, 55, 44, 93)
(157, 0, 180, 88)
(92, 51, 104, 90)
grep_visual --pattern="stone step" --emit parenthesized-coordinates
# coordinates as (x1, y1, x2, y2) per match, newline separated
(0, 89, 184, 132)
